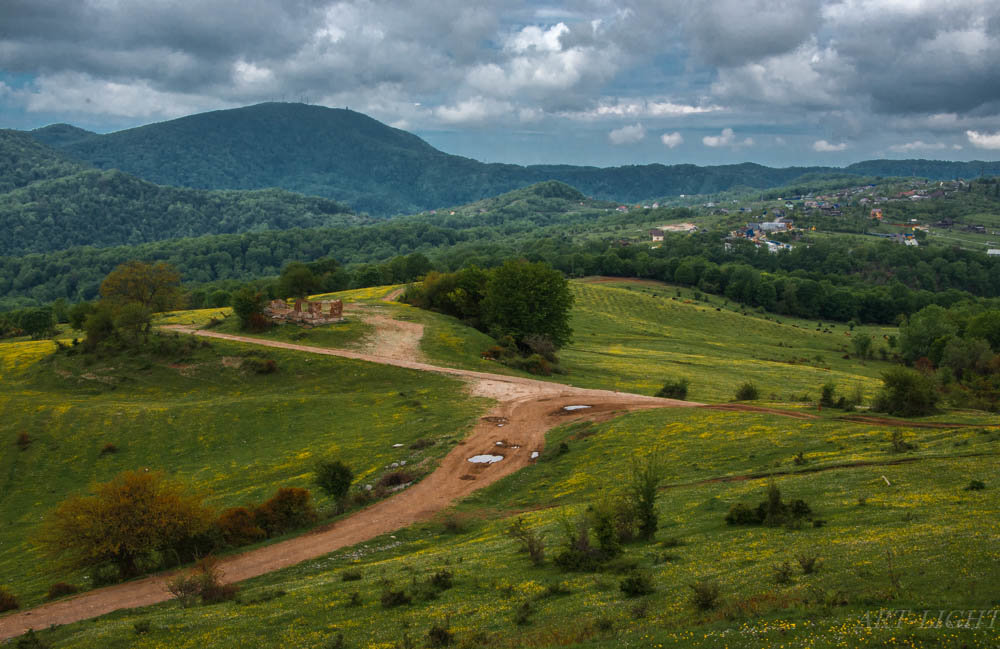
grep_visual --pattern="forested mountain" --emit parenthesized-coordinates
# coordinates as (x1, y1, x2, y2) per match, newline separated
(0, 130, 357, 255)
(30, 102, 1000, 216)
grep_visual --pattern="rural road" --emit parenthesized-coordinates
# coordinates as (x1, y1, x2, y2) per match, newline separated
(0, 322, 696, 641)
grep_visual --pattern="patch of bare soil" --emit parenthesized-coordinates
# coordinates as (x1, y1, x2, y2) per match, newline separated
(358, 315, 424, 362)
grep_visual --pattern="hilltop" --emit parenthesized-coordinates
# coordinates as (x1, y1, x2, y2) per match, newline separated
(28, 102, 1000, 216)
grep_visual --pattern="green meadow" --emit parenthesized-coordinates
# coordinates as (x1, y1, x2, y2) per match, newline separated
(27, 408, 1000, 649)
(0, 336, 487, 607)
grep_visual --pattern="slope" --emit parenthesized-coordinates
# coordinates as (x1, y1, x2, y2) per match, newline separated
(0, 130, 358, 255)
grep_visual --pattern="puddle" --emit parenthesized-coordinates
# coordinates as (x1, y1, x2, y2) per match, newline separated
(530, 451, 540, 459)
(467, 454, 505, 464)
(563, 405, 592, 411)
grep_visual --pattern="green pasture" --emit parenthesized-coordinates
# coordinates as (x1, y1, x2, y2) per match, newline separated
(0, 337, 487, 606)
(29, 408, 1000, 649)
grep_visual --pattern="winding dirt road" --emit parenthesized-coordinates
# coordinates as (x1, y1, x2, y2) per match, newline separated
(0, 323, 695, 641)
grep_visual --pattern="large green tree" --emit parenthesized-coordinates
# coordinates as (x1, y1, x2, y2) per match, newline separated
(482, 259, 574, 348)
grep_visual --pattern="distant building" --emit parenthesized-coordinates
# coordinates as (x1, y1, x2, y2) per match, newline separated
(650, 228, 664, 242)
(988, 249, 1000, 257)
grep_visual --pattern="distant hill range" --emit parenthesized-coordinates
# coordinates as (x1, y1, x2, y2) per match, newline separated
(30, 103, 1000, 216)
(0, 129, 357, 255)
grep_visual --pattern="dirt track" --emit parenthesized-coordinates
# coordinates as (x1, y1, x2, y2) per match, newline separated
(0, 323, 695, 641)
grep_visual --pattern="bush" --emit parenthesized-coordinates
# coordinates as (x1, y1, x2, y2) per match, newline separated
(689, 579, 721, 611)
(734, 382, 759, 401)
(133, 621, 152, 635)
(889, 430, 917, 453)
(375, 470, 414, 491)
(244, 356, 277, 374)
(166, 557, 238, 607)
(380, 588, 411, 608)
(46, 582, 79, 600)
(217, 507, 266, 547)
(725, 482, 813, 528)
(724, 503, 761, 526)
(773, 561, 794, 584)
(797, 554, 821, 574)
(15, 432, 31, 450)
(873, 367, 939, 417)
(315, 459, 353, 500)
(553, 519, 602, 572)
(14, 629, 48, 649)
(819, 382, 837, 408)
(341, 570, 362, 582)
(656, 378, 690, 400)
(0, 586, 19, 611)
(964, 480, 986, 491)
(98, 442, 118, 456)
(628, 455, 666, 540)
(253, 488, 317, 537)
(507, 517, 546, 566)
(427, 624, 453, 647)
(620, 571, 655, 597)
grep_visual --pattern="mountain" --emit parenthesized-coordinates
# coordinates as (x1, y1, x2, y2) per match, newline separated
(31, 103, 1000, 216)
(0, 130, 357, 256)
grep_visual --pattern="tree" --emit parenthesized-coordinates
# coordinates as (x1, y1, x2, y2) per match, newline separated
(898, 305, 954, 364)
(100, 261, 183, 313)
(231, 285, 267, 331)
(873, 367, 940, 417)
(481, 259, 574, 349)
(315, 459, 354, 501)
(627, 454, 667, 540)
(277, 262, 320, 298)
(18, 306, 55, 339)
(114, 302, 152, 344)
(37, 471, 214, 579)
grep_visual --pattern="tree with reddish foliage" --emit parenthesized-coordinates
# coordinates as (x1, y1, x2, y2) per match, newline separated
(37, 471, 214, 580)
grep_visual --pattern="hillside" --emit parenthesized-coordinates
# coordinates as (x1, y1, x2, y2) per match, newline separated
(30, 102, 1000, 216)
(1, 283, 996, 648)
(0, 130, 358, 256)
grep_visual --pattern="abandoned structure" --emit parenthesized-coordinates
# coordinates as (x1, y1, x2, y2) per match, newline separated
(265, 299, 344, 325)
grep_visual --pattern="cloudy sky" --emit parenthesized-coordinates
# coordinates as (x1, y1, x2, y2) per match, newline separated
(3, 0, 1000, 167)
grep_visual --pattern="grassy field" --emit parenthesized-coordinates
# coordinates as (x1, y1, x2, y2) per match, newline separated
(0, 336, 488, 607)
(26, 408, 999, 649)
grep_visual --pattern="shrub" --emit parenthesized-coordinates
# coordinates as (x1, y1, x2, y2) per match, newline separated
(133, 621, 152, 635)
(98, 442, 118, 456)
(217, 507, 266, 547)
(14, 629, 48, 649)
(408, 438, 435, 450)
(964, 480, 986, 491)
(427, 624, 453, 647)
(725, 502, 761, 525)
(341, 570, 362, 582)
(166, 557, 238, 607)
(873, 367, 939, 417)
(514, 600, 533, 625)
(315, 459, 353, 500)
(725, 482, 813, 528)
(0, 586, 19, 611)
(889, 430, 917, 453)
(46, 582, 79, 600)
(773, 561, 794, 584)
(15, 432, 30, 450)
(819, 382, 837, 408)
(628, 454, 666, 540)
(553, 519, 602, 572)
(656, 378, 690, 400)
(380, 588, 411, 608)
(244, 356, 277, 374)
(619, 571, 655, 597)
(689, 579, 721, 611)
(507, 517, 546, 566)
(428, 570, 454, 591)
(734, 382, 759, 401)
(253, 488, 317, 537)
(797, 554, 821, 575)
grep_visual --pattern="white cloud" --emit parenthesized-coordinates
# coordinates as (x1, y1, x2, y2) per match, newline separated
(702, 127, 753, 148)
(660, 131, 683, 148)
(887, 140, 948, 152)
(608, 122, 646, 145)
(563, 98, 723, 121)
(233, 60, 274, 85)
(966, 130, 1000, 149)
(813, 139, 848, 152)
(506, 23, 569, 53)
(434, 96, 513, 124)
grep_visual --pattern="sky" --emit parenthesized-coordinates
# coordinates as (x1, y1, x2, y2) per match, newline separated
(3, 0, 1000, 168)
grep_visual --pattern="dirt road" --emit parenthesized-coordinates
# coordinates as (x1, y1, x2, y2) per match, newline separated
(0, 326, 694, 641)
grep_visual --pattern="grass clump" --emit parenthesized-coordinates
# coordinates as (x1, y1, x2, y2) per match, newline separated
(0, 585, 19, 611)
